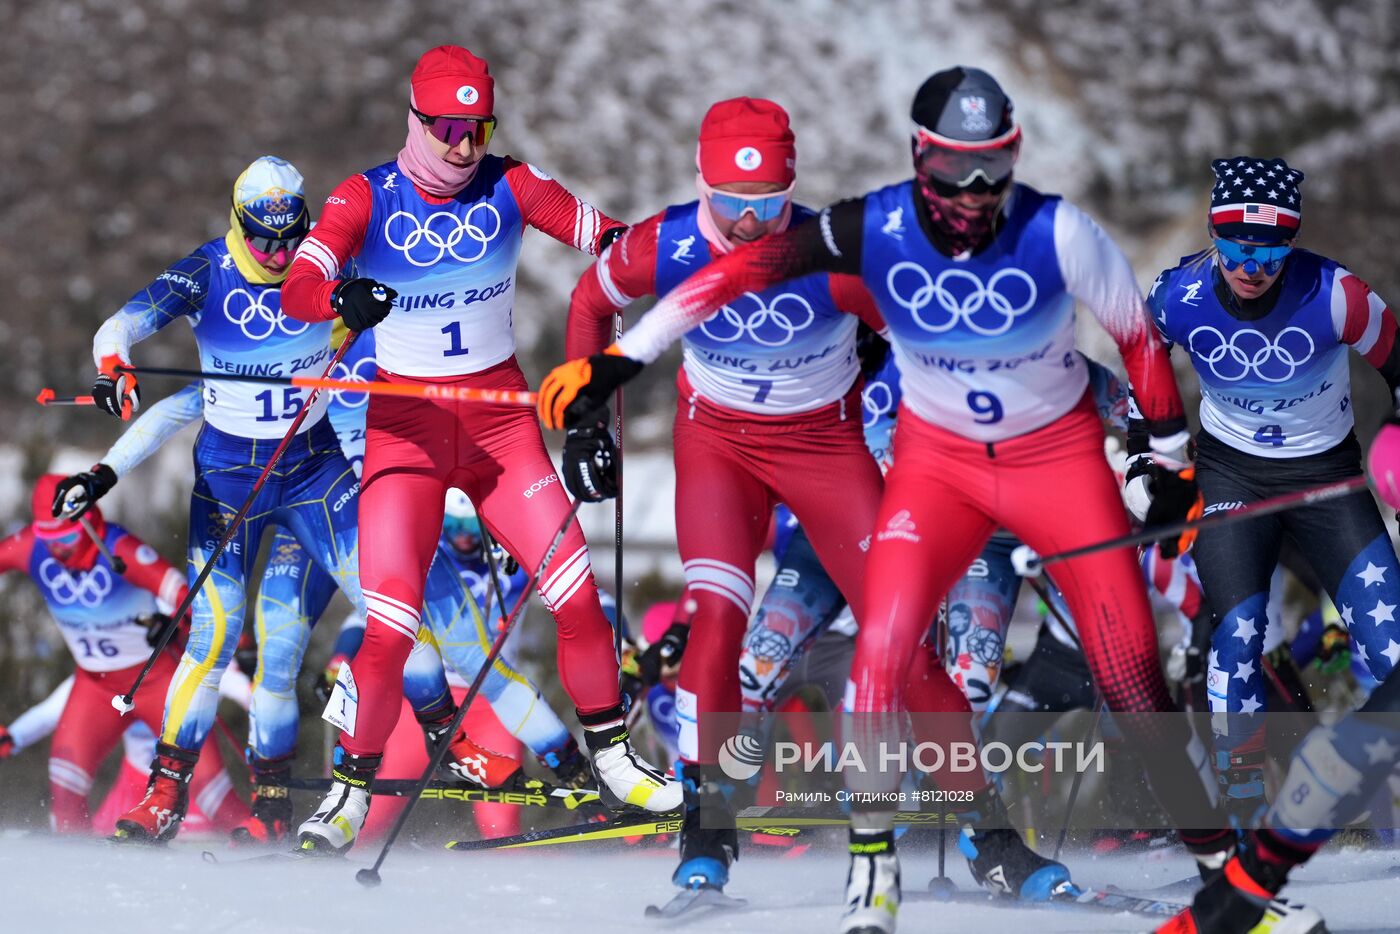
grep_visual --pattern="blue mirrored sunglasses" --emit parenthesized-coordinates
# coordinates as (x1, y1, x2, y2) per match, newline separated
(705, 189, 791, 223)
(1214, 238, 1292, 276)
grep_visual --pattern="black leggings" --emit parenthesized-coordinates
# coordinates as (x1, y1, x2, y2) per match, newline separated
(1193, 431, 1400, 737)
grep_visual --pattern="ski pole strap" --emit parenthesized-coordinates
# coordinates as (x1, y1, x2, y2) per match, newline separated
(1030, 475, 1369, 571)
(110, 337, 359, 712)
(115, 364, 536, 407)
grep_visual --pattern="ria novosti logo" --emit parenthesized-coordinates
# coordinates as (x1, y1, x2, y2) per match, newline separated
(717, 731, 765, 781)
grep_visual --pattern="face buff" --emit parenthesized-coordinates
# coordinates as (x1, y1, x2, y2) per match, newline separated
(397, 107, 483, 198)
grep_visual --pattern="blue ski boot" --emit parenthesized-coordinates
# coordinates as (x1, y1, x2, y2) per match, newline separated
(956, 788, 1074, 901)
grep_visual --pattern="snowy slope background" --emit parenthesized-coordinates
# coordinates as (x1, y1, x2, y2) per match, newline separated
(1, 0, 1399, 843)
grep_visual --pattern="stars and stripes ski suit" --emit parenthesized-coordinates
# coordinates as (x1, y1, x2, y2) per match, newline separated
(1144, 248, 1400, 778)
(567, 201, 885, 763)
(282, 154, 627, 756)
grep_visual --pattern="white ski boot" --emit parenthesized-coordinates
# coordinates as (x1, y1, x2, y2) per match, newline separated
(841, 829, 900, 934)
(295, 750, 378, 855)
(581, 706, 681, 812)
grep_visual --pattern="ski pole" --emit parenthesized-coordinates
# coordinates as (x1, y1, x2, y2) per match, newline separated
(78, 516, 126, 574)
(356, 497, 586, 888)
(1021, 572, 1105, 863)
(479, 524, 511, 632)
(1053, 701, 1104, 863)
(115, 364, 536, 407)
(35, 389, 95, 407)
(109, 336, 358, 714)
(613, 311, 625, 667)
(1011, 475, 1369, 577)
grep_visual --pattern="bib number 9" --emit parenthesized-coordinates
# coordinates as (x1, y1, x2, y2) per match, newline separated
(967, 390, 1004, 425)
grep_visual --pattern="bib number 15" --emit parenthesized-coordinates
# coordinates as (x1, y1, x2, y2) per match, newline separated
(255, 388, 305, 422)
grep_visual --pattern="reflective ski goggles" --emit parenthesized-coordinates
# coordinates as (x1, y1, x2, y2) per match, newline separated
(912, 122, 1021, 189)
(698, 178, 795, 223)
(412, 107, 497, 148)
(443, 514, 482, 545)
(246, 234, 305, 259)
(1214, 238, 1293, 276)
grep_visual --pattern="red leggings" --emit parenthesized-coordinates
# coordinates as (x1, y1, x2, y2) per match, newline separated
(359, 689, 523, 843)
(50, 654, 246, 833)
(344, 358, 618, 757)
(673, 374, 883, 763)
(851, 393, 1172, 717)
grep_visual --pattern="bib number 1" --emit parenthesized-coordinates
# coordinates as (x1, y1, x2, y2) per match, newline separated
(442, 321, 470, 357)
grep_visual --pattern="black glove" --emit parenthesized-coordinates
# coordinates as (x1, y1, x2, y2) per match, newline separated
(487, 540, 520, 578)
(140, 613, 180, 649)
(332, 278, 398, 332)
(637, 622, 690, 684)
(93, 355, 141, 421)
(1138, 463, 1203, 559)
(562, 414, 619, 502)
(52, 464, 118, 520)
(855, 323, 890, 378)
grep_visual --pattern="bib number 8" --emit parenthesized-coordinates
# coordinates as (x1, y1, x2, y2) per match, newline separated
(967, 390, 1003, 425)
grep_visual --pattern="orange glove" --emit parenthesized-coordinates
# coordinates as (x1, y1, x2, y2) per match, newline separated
(538, 345, 643, 431)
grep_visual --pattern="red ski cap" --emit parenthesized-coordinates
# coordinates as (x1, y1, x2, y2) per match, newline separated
(696, 97, 796, 187)
(411, 45, 494, 118)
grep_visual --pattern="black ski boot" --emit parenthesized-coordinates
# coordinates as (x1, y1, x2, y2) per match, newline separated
(230, 753, 293, 846)
(671, 764, 738, 891)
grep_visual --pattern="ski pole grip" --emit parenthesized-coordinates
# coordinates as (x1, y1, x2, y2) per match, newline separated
(1011, 544, 1043, 578)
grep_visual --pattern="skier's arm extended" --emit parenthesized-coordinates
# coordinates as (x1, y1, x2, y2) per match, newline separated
(565, 214, 663, 359)
(538, 198, 866, 428)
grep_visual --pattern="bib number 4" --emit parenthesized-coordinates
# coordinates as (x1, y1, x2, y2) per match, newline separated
(1253, 424, 1286, 447)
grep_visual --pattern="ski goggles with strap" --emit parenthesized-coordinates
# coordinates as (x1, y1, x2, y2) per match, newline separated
(412, 107, 497, 148)
(246, 234, 305, 259)
(912, 122, 1021, 189)
(698, 177, 795, 223)
(1214, 238, 1293, 276)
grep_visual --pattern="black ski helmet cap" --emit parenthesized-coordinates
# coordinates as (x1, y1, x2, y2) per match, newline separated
(910, 66, 1016, 145)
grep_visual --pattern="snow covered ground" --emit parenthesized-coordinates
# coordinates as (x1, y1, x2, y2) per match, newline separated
(3, 831, 1397, 934)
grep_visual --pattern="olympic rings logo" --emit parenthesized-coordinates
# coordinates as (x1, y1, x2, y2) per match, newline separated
(862, 379, 896, 428)
(699, 291, 815, 347)
(39, 558, 113, 607)
(885, 263, 1037, 336)
(329, 354, 378, 407)
(384, 205, 502, 267)
(1187, 325, 1315, 383)
(223, 288, 308, 341)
